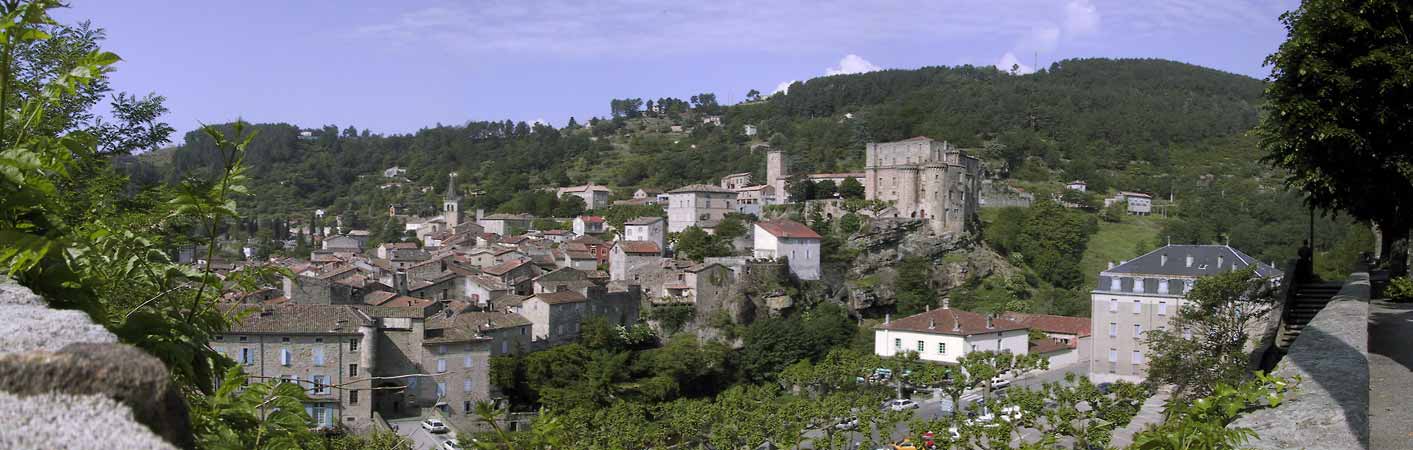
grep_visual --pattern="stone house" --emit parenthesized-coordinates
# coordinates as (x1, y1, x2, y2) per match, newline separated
(667, 184, 736, 233)
(415, 307, 529, 431)
(572, 216, 606, 236)
(478, 214, 533, 236)
(1104, 191, 1153, 215)
(609, 241, 664, 281)
(557, 183, 612, 210)
(622, 217, 666, 252)
(733, 185, 776, 216)
(720, 172, 753, 190)
(862, 136, 981, 235)
(510, 268, 641, 347)
(540, 229, 574, 244)
(376, 242, 418, 260)
(1066, 180, 1087, 192)
(481, 259, 537, 295)
(214, 304, 376, 431)
(322, 235, 363, 252)
(874, 305, 1030, 364)
(752, 219, 822, 281)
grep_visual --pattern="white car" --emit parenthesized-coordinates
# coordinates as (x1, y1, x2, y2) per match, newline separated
(991, 378, 1012, 390)
(833, 417, 859, 430)
(884, 399, 919, 411)
(421, 418, 449, 434)
(439, 440, 463, 450)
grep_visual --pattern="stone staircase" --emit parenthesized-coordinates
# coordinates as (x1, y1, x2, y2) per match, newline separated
(1275, 281, 1344, 350)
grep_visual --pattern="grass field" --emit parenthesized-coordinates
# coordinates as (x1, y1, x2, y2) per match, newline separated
(1079, 215, 1167, 289)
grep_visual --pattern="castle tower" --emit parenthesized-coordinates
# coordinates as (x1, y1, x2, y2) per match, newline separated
(766, 149, 789, 203)
(443, 172, 461, 229)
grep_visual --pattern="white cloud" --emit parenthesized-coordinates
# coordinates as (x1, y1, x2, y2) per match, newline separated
(773, 80, 799, 95)
(1064, 0, 1101, 35)
(995, 52, 1035, 75)
(824, 54, 882, 76)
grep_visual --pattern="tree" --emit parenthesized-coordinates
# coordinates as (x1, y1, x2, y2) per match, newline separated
(673, 227, 727, 261)
(746, 89, 761, 102)
(1260, 0, 1413, 271)
(90, 92, 174, 155)
(713, 213, 749, 243)
(839, 177, 865, 199)
(894, 256, 935, 315)
(787, 176, 816, 201)
(1143, 266, 1278, 400)
(815, 179, 838, 199)
(1018, 199, 1097, 288)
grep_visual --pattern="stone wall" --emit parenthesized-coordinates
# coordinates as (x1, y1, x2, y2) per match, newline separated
(0, 279, 191, 449)
(1228, 272, 1370, 450)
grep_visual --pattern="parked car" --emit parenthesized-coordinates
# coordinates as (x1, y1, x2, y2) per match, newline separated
(990, 378, 1012, 390)
(421, 418, 449, 434)
(834, 417, 859, 430)
(891, 439, 919, 450)
(884, 399, 919, 411)
(439, 440, 463, 450)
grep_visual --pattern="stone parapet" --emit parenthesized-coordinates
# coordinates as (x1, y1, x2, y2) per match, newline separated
(1228, 272, 1370, 450)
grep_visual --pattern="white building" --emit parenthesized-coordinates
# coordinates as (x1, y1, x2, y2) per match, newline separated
(733, 185, 776, 216)
(752, 219, 821, 280)
(1105, 191, 1153, 215)
(1066, 180, 1087, 192)
(720, 172, 753, 190)
(743, 124, 758, 136)
(667, 184, 736, 233)
(622, 217, 666, 252)
(874, 306, 1030, 364)
(383, 166, 407, 178)
(1088, 245, 1281, 382)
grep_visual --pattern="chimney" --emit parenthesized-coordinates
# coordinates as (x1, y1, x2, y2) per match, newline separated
(925, 304, 930, 312)
(395, 270, 408, 295)
(1161, 253, 1168, 266)
(1107, 261, 1115, 270)
(942, 297, 950, 309)
(928, 318, 936, 330)
(1185, 254, 1194, 268)
(952, 315, 961, 332)
(884, 313, 890, 324)
(1217, 254, 1225, 268)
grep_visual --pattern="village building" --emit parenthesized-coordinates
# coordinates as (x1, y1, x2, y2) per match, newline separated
(557, 183, 612, 210)
(609, 241, 664, 281)
(874, 305, 1029, 364)
(1066, 180, 1087, 192)
(1000, 312, 1093, 364)
(720, 172, 753, 190)
(621, 217, 666, 251)
(752, 219, 822, 281)
(666, 184, 736, 233)
(1089, 245, 1281, 381)
(478, 213, 533, 236)
(1105, 191, 1153, 215)
(572, 216, 606, 236)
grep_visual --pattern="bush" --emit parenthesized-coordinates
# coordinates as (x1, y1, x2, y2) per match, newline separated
(1389, 276, 1413, 302)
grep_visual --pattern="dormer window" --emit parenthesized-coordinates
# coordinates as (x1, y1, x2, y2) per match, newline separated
(1133, 278, 1145, 293)
(1109, 277, 1121, 291)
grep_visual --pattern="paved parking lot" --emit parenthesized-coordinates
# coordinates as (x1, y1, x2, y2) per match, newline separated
(388, 417, 458, 450)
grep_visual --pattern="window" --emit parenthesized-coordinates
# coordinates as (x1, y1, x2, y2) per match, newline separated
(1134, 324, 1143, 336)
(1108, 349, 1118, 363)
(240, 348, 254, 365)
(280, 348, 291, 366)
(1132, 300, 1141, 314)
(349, 364, 358, 377)
(315, 338, 323, 343)
(313, 347, 325, 366)
(350, 390, 359, 405)
(937, 342, 946, 354)
(1108, 323, 1117, 337)
(916, 341, 924, 352)
(282, 337, 291, 343)
(464, 400, 472, 414)
(893, 338, 901, 350)
(1131, 350, 1143, 364)
(312, 375, 327, 394)
(215, 335, 224, 341)
(1108, 299, 1117, 312)
(238, 336, 248, 342)
(464, 355, 473, 368)
(349, 338, 359, 351)
(464, 380, 473, 392)
(437, 345, 447, 355)
(1158, 301, 1168, 316)
(436, 382, 447, 397)
(311, 405, 327, 426)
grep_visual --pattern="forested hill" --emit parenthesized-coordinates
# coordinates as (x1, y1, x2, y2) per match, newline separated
(148, 58, 1269, 222)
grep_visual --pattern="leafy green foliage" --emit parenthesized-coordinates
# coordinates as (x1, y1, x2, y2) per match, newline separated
(1144, 266, 1278, 399)
(893, 256, 936, 315)
(736, 302, 856, 382)
(1132, 372, 1295, 450)
(188, 367, 317, 450)
(1018, 199, 1099, 288)
(673, 226, 731, 261)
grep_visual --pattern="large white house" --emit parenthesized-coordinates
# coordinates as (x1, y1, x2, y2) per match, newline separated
(752, 219, 822, 280)
(874, 306, 1030, 364)
(1088, 244, 1281, 382)
(666, 184, 736, 233)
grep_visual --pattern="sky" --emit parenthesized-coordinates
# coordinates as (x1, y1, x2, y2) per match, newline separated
(55, 0, 1299, 139)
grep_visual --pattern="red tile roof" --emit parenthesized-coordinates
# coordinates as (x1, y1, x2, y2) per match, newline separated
(578, 216, 605, 223)
(999, 312, 1091, 338)
(615, 240, 661, 254)
(876, 307, 1027, 336)
(1029, 338, 1071, 354)
(755, 219, 822, 239)
(483, 258, 530, 276)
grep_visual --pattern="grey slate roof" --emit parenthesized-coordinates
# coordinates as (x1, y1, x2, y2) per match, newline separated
(225, 304, 371, 335)
(1104, 245, 1281, 278)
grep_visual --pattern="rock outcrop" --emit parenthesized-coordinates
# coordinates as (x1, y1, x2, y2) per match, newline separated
(0, 279, 192, 450)
(844, 218, 1019, 312)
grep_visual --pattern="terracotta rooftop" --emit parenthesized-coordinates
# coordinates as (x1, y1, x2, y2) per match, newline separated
(755, 219, 822, 239)
(482, 259, 530, 276)
(999, 312, 1091, 338)
(1029, 338, 1071, 354)
(876, 307, 1027, 336)
(578, 216, 605, 223)
(615, 240, 661, 254)
(533, 290, 588, 305)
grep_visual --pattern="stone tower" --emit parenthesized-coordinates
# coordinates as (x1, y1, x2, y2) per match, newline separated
(443, 172, 461, 229)
(766, 149, 790, 203)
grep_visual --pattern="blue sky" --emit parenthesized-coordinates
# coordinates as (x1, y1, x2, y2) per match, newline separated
(56, 0, 1298, 138)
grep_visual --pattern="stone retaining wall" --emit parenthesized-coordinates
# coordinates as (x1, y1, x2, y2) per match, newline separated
(1228, 272, 1370, 450)
(0, 279, 192, 449)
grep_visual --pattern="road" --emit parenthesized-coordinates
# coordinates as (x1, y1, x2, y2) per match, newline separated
(388, 417, 459, 450)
